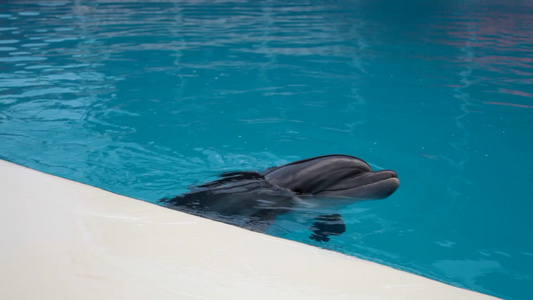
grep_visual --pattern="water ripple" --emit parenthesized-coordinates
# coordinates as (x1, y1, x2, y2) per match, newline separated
(1, 1, 532, 299)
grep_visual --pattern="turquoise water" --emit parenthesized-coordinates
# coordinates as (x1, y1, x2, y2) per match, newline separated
(1, 0, 532, 298)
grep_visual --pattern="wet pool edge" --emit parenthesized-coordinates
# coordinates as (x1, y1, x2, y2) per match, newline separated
(0, 159, 499, 300)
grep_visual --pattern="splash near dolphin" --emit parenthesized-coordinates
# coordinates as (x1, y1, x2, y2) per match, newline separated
(161, 155, 399, 242)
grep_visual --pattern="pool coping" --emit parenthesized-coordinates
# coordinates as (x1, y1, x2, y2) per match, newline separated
(0, 159, 499, 300)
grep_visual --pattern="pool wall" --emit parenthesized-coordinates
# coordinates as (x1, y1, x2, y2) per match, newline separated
(0, 159, 499, 300)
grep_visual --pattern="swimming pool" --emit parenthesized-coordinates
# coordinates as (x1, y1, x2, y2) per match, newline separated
(0, 1, 531, 299)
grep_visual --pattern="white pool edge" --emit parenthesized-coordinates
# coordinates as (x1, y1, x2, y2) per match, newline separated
(0, 159, 499, 300)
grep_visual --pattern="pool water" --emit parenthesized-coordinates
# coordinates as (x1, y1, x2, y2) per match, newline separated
(1, 1, 532, 299)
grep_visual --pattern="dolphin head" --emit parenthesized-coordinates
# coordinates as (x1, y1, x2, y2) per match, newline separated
(263, 155, 399, 200)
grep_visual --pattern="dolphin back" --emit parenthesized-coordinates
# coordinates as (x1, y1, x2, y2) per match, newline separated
(161, 171, 298, 219)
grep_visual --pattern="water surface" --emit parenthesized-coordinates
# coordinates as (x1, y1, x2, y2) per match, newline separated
(1, 1, 532, 299)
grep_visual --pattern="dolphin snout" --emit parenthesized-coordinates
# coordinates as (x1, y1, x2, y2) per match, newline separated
(316, 169, 400, 200)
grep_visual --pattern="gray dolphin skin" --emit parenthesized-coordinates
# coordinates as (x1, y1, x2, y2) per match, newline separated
(263, 155, 399, 199)
(161, 155, 399, 241)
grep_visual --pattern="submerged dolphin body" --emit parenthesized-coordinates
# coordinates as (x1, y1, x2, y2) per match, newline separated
(161, 155, 399, 241)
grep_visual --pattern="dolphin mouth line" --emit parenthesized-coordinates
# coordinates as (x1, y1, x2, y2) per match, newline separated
(325, 176, 399, 192)
(319, 170, 399, 193)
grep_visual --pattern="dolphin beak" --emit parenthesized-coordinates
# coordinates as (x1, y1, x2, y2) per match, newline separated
(366, 170, 400, 199)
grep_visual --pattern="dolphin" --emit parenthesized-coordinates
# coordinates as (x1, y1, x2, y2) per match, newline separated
(161, 155, 399, 241)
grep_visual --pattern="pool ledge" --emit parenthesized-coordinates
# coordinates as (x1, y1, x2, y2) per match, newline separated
(0, 159, 499, 300)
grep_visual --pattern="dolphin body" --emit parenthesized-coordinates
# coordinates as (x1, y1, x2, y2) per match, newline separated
(161, 155, 399, 242)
